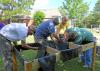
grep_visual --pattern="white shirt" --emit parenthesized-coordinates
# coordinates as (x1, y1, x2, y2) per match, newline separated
(0, 23, 28, 41)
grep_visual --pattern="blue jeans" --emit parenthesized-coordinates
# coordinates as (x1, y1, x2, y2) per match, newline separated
(34, 36, 47, 58)
(80, 48, 93, 66)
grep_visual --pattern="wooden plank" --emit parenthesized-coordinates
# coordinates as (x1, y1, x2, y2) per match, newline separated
(55, 52, 61, 62)
(24, 61, 32, 71)
(68, 42, 74, 48)
(69, 42, 80, 49)
(12, 51, 17, 71)
(91, 42, 96, 71)
(82, 42, 94, 51)
(69, 42, 94, 51)
(32, 59, 40, 71)
(46, 47, 60, 54)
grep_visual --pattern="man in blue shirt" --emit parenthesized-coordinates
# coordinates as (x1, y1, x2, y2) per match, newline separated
(64, 27, 94, 68)
(35, 17, 61, 58)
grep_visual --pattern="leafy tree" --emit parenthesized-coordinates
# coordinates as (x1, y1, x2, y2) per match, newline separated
(58, 6, 66, 16)
(94, 0, 100, 12)
(93, 12, 100, 25)
(0, 0, 35, 20)
(93, 0, 100, 25)
(33, 11, 45, 26)
(59, 0, 89, 27)
(82, 13, 95, 27)
(83, 0, 100, 27)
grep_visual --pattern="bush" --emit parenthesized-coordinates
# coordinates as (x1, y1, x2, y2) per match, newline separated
(33, 11, 45, 26)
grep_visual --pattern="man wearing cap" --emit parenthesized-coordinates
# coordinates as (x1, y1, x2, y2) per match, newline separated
(22, 15, 33, 26)
(0, 23, 35, 71)
(34, 17, 61, 58)
(20, 15, 36, 49)
(12, 15, 36, 49)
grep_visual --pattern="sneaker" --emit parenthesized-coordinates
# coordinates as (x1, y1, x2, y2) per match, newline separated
(83, 65, 88, 68)
(96, 53, 100, 57)
(83, 65, 91, 68)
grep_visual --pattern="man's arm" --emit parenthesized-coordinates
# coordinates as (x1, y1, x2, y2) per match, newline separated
(21, 39, 38, 50)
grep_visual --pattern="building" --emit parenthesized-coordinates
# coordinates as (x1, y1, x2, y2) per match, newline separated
(31, 8, 61, 20)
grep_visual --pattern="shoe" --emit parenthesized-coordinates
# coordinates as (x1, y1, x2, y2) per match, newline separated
(96, 54, 100, 57)
(83, 65, 91, 68)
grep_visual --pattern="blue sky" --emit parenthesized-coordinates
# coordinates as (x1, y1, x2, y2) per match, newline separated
(32, 0, 97, 11)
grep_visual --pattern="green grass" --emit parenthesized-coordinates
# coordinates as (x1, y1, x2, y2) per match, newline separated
(20, 50, 37, 61)
(55, 57, 100, 71)
(17, 50, 37, 71)
(0, 57, 4, 71)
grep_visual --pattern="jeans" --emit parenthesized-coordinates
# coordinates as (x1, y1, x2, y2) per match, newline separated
(34, 36, 48, 58)
(80, 48, 93, 66)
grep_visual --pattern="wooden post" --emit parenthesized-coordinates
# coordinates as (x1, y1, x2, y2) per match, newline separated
(24, 61, 32, 71)
(46, 47, 60, 54)
(55, 52, 61, 62)
(32, 59, 39, 71)
(91, 42, 96, 71)
(68, 42, 74, 48)
(12, 51, 17, 71)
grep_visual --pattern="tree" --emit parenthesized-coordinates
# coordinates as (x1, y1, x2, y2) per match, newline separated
(33, 11, 45, 26)
(0, 0, 35, 20)
(93, 0, 100, 25)
(59, 0, 89, 27)
(82, 13, 95, 27)
(58, 6, 66, 16)
(94, 0, 100, 12)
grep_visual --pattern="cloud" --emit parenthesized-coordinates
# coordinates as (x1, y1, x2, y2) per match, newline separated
(33, 0, 49, 9)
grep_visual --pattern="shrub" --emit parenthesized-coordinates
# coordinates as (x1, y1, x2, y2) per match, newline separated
(33, 11, 45, 26)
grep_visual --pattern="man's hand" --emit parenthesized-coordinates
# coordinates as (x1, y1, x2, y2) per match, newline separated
(22, 44, 39, 50)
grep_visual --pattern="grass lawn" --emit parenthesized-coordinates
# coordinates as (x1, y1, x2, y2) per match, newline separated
(55, 56, 100, 71)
